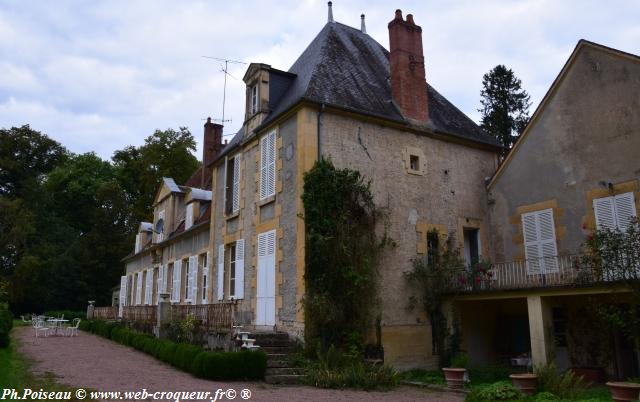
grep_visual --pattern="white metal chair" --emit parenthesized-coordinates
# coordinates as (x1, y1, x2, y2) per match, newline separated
(66, 318, 81, 337)
(20, 315, 31, 323)
(33, 319, 50, 337)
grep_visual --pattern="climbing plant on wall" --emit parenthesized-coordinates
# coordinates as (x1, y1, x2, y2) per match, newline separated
(301, 158, 391, 353)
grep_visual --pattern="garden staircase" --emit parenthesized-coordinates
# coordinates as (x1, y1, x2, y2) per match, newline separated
(252, 332, 306, 385)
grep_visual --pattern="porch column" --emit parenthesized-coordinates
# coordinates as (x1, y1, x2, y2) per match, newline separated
(156, 293, 171, 339)
(527, 295, 553, 367)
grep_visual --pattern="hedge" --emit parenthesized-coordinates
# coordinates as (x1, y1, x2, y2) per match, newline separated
(44, 310, 85, 321)
(0, 305, 13, 348)
(80, 320, 266, 380)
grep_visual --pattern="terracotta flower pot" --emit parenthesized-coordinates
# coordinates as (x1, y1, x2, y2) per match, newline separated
(442, 368, 466, 389)
(606, 382, 640, 402)
(509, 373, 538, 395)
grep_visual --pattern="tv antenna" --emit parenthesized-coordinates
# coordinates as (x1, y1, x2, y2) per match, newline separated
(202, 56, 247, 124)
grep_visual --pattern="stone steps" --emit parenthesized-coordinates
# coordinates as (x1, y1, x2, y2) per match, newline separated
(247, 331, 305, 385)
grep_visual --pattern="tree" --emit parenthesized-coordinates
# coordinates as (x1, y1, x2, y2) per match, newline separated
(112, 127, 199, 226)
(479, 65, 531, 158)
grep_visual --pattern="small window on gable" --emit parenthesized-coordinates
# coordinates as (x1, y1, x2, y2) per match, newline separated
(251, 84, 258, 114)
(404, 146, 425, 175)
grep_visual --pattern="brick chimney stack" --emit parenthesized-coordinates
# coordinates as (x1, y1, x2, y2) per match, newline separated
(202, 117, 224, 188)
(388, 9, 429, 123)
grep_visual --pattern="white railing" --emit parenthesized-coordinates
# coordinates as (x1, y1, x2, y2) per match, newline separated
(490, 255, 581, 290)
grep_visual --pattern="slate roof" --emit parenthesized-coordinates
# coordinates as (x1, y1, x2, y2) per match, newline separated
(162, 177, 182, 193)
(257, 21, 499, 147)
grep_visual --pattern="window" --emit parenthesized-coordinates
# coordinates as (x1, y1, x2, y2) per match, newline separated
(185, 203, 193, 230)
(200, 252, 208, 304)
(225, 156, 240, 214)
(155, 210, 165, 242)
(260, 131, 276, 200)
(427, 231, 439, 267)
(170, 260, 182, 303)
(593, 192, 637, 232)
(229, 243, 236, 298)
(251, 84, 258, 114)
(182, 258, 190, 303)
(410, 155, 419, 171)
(463, 228, 480, 267)
(134, 233, 141, 253)
(522, 208, 558, 274)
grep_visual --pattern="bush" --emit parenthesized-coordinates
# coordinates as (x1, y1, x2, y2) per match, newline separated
(306, 361, 398, 390)
(81, 320, 267, 380)
(401, 369, 445, 385)
(44, 310, 84, 321)
(0, 306, 13, 348)
(465, 381, 522, 402)
(535, 363, 587, 400)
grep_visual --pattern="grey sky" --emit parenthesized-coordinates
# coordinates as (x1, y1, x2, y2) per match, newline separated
(1, 1, 638, 160)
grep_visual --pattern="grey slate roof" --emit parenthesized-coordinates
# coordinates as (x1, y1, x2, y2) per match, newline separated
(162, 177, 182, 193)
(258, 21, 499, 147)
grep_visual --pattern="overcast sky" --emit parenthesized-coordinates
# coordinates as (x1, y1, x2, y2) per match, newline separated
(1, 1, 638, 160)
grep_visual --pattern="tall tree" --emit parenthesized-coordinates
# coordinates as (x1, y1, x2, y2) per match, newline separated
(112, 127, 199, 227)
(479, 65, 531, 158)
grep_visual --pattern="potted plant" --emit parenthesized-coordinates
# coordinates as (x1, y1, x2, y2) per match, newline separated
(509, 373, 538, 395)
(606, 381, 640, 402)
(442, 353, 469, 389)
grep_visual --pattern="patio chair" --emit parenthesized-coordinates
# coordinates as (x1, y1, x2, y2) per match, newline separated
(33, 319, 50, 338)
(66, 318, 81, 337)
(20, 315, 32, 323)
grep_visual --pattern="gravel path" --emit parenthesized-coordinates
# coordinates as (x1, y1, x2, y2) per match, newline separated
(15, 327, 463, 402)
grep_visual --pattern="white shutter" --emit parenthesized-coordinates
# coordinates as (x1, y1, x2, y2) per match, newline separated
(119, 276, 128, 317)
(188, 255, 198, 304)
(202, 251, 210, 304)
(260, 136, 268, 199)
(268, 131, 276, 196)
(145, 268, 153, 305)
(135, 234, 141, 253)
(156, 265, 163, 303)
(257, 230, 276, 326)
(235, 239, 245, 299)
(172, 260, 182, 303)
(594, 197, 616, 231)
(522, 213, 541, 274)
(135, 272, 143, 305)
(260, 132, 276, 200)
(223, 156, 229, 213)
(538, 209, 558, 273)
(217, 245, 225, 301)
(522, 209, 558, 274)
(615, 192, 637, 232)
(185, 203, 193, 230)
(232, 156, 240, 212)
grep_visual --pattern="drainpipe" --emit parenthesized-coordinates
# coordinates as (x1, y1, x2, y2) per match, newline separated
(317, 103, 325, 160)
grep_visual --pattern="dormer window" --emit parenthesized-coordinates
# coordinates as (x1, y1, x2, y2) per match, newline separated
(185, 203, 194, 230)
(155, 210, 165, 243)
(251, 84, 258, 114)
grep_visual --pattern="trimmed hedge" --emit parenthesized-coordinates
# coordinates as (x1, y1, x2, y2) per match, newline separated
(0, 305, 13, 348)
(81, 320, 266, 380)
(44, 310, 85, 321)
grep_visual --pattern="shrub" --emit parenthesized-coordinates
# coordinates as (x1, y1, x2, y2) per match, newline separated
(44, 310, 84, 321)
(306, 361, 398, 390)
(401, 369, 445, 385)
(174, 344, 202, 371)
(0, 306, 13, 348)
(465, 381, 522, 402)
(535, 362, 587, 400)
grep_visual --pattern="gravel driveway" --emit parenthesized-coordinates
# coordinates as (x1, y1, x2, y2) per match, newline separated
(14, 327, 463, 402)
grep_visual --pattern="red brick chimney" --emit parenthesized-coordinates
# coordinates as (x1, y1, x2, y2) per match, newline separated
(388, 9, 428, 123)
(201, 117, 224, 188)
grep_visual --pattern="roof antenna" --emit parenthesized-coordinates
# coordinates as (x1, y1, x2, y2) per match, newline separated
(360, 14, 366, 34)
(201, 56, 247, 124)
(327, 1, 334, 23)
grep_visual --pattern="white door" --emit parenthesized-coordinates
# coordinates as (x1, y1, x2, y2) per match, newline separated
(256, 230, 276, 326)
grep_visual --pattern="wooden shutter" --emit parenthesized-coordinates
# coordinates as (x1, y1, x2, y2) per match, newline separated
(202, 252, 210, 304)
(145, 268, 153, 305)
(594, 197, 616, 231)
(135, 234, 141, 253)
(188, 255, 198, 304)
(232, 156, 240, 212)
(185, 203, 193, 230)
(172, 260, 182, 303)
(119, 276, 127, 317)
(223, 156, 229, 213)
(522, 209, 558, 274)
(235, 239, 245, 299)
(217, 245, 225, 301)
(135, 272, 143, 305)
(615, 192, 637, 232)
(257, 230, 276, 325)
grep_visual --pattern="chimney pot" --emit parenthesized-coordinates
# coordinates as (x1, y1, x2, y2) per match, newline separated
(406, 14, 414, 24)
(327, 1, 334, 23)
(360, 14, 367, 34)
(395, 9, 403, 20)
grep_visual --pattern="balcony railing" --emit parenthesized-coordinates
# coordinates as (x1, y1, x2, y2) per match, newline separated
(94, 306, 118, 320)
(121, 305, 157, 322)
(171, 302, 235, 332)
(450, 254, 596, 293)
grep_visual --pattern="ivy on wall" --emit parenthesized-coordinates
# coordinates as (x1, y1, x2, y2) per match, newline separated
(301, 158, 391, 352)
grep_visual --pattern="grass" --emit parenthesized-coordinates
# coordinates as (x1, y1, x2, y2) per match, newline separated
(0, 329, 83, 400)
(400, 369, 446, 385)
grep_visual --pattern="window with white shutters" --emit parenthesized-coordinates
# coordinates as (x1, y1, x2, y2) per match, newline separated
(217, 245, 225, 301)
(187, 255, 198, 304)
(235, 239, 245, 299)
(594, 192, 637, 232)
(135, 272, 143, 305)
(522, 208, 558, 274)
(260, 131, 276, 200)
(229, 243, 236, 298)
(185, 203, 193, 230)
(171, 260, 182, 303)
(156, 265, 164, 304)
